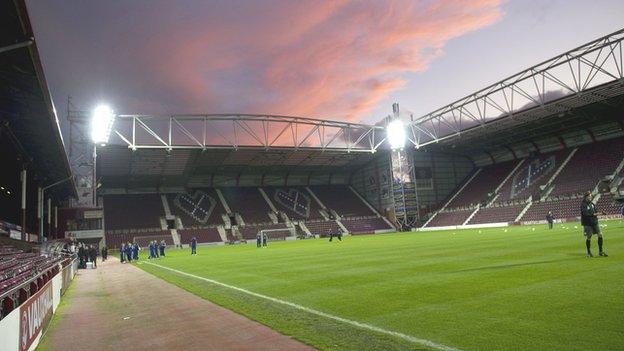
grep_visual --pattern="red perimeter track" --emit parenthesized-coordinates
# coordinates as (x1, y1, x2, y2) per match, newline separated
(41, 258, 314, 351)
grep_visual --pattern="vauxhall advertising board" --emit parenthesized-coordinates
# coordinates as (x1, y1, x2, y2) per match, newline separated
(19, 280, 54, 351)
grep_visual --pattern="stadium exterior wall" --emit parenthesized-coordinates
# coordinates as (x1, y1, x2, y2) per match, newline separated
(0, 259, 78, 351)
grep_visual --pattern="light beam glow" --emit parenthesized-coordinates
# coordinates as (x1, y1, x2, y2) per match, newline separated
(91, 105, 115, 144)
(387, 119, 406, 150)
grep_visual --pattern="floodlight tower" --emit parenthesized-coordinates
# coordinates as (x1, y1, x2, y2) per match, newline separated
(67, 99, 116, 207)
(387, 103, 419, 230)
(67, 98, 96, 207)
(90, 104, 116, 207)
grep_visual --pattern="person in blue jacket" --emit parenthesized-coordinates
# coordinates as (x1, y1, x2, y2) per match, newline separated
(159, 240, 166, 257)
(191, 237, 197, 255)
(125, 243, 133, 263)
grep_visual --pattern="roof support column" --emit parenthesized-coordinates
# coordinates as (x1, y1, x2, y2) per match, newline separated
(20, 167, 27, 241)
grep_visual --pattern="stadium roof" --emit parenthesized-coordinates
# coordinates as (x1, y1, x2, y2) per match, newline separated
(409, 28, 624, 160)
(97, 146, 378, 189)
(97, 113, 387, 189)
(0, 0, 76, 198)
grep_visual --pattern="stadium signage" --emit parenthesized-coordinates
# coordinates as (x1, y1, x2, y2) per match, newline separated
(19, 281, 53, 351)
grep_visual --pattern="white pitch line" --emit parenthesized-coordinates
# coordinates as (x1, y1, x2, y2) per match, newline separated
(143, 261, 462, 351)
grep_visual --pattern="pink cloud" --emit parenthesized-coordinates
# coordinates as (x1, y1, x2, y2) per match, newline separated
(31, 0, 504, 123)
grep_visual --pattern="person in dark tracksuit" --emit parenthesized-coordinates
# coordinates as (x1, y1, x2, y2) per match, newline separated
(159, 240, 166, 257)
(581, 191, 607, 258)
(546, 211, 554, 230)
(262, 233, 267, 247)
(133, 243, 139, 261)
(125, 243, 133, 263)
(329, 228, 342, 242)
(89, 245, 97, 268)
(256, 234, 262, 248)
(191, 237, 197, 255)
(101, 245, 108, 262)
(120, 244, 126, 263)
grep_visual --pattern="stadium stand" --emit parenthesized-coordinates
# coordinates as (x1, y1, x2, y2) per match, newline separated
(220, 187, 272, 224)
(596, 193, 623, 215)
(468, 204, 525, 224)
(103, 194, 164, 230)
(496, 150, 569, 203)
(0, 240, 66, 320)
(309, 186, 374, 217)
(304, 220, 342, 236)
(105, 230, 170, 249)
(426, 209, 473, 227)
(239, 223, 288, 240)
(167, 189, 225, 227)
(341, 217, 393, 234)
(519, 197, 581, 222)
(549, 138, 624, 197)
(446, 160, 518, 209)
(266, 187, 323, 220)
(178, 228, 222, 245)
(133, 235, 174, 248)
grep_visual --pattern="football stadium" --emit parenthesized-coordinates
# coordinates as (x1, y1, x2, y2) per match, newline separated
(1, 1, 624, 350)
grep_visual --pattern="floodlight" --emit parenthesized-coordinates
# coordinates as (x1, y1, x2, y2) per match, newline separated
(91, 104, 116, 144)
(387, 119, 406, 150)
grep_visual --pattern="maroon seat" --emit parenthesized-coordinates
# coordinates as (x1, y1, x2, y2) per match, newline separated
(426, 210, 473, 227)
(309, 186, 374, 217)
(178, 228, 221, 244)
(220, 188, 272, 225)
(341, 217, 392, 234)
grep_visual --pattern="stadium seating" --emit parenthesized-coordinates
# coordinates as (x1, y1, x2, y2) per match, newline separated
(178, 228, 221, 245)
(133, 235, 174, 248)
(304, 220, 342, 236)
(496, 150, 568, 203)
(549, 138, 624, 197)
(0, 242, 64, 320)
(446, 160, 518, 209)
(167, 188, 226, 227)
(426, 209, 473, 227)
(340, 217, 393, 234)
(468, 204, 525, 224)
(309, 186, 374, 217)
(238, 223, 288, 240)
(266, 187, 323, 220)
(596, 193, 623, 215)
(519, 197, 582, 222)
(103, 194, 164, 231)
(220, 187, 272, 224)
(105, 230, 171, 249)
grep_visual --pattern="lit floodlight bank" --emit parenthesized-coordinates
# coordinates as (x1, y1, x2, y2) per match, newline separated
(387, 119, 406, 150)
(91, 105, 116, 144)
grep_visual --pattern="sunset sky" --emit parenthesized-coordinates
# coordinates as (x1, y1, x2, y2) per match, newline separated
(27, 0, 624, 134)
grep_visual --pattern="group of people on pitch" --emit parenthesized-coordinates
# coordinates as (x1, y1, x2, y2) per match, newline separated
(120, 242, 140, 263)
(256, 233, 268, 247)
(148, 240, 167, 259)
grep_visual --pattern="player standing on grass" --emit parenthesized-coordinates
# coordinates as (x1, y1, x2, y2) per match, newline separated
(581, 191, 607, 258)
(191, 237, 197, 255)
(546, 211, 554, 229)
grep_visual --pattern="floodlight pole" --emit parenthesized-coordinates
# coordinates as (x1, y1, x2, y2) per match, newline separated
(39, 175, 75, 243)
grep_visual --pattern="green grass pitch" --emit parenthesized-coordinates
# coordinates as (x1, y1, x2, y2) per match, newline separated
(137, 220, 624, 351)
